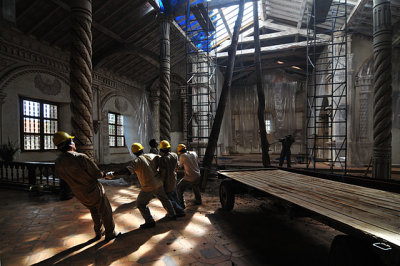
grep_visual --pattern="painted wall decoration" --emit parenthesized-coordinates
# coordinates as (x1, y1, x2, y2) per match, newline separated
(34, 74, 61, 95)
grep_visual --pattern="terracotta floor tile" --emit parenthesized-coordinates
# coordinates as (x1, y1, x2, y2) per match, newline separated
(0, 181, 340, 266)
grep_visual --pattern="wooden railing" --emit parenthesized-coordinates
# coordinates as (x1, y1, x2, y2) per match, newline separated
(0, 161, 59, 190)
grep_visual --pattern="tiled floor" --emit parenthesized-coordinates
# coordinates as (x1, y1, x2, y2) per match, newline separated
(0, 178, 340, 266)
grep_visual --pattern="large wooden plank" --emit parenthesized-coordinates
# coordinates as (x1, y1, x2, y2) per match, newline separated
(243, 173, 399, 233)
(260, 171, 400, 211)
(247, 172, 400, 218)
(220, 169, 400, 247)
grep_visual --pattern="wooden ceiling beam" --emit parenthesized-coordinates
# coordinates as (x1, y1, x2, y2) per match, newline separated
(344, 0, 369, 30)
(194, 0, 255, 10)
(93, 22, 125, 43)
(27, 7, 61, 35)
(218, 8, 232, 38)
(17, 0, 41, 20)
(217, 30, 297, 52)
(217, 39, 325, 58)
(98, 0, 134, 25)
(233, 60, 306, 73)
(295, 0, 308, 41)
(93, 43, 159, 69)
(93, 0, 114, 16)
(41, 15, 69, 41)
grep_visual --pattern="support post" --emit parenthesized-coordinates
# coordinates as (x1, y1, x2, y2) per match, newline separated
(159, 14, 172, 141)
(202, 0, 245, 188)
(70, 0, 94, 158)
(253, 0, 270, 167)
(179, 86, 188, 141)
(372, 0, 392, 179)
(150, 90, 160, 141)
(0, 92, 6, 143)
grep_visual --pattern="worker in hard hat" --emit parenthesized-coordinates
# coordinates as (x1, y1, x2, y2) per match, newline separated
(149, 139, 159, 154)
(108, 142, 176, 229)
(176, 144, 202, 208)
(53, 131, 119, 242)
(159, 140, 185, 217)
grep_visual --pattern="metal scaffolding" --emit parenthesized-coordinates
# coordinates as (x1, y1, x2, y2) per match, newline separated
(184, 1, 217, 158)
(306, 0, 348, 174)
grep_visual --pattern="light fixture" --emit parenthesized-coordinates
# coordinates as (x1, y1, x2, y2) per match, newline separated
(291, 65, 301, 70)
(276, 60, 284, 64)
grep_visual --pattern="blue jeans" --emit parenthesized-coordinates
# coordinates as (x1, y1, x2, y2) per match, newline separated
(177, 179, 202, 209)
(137, 186, 176, 223)
(167, 189, 185, 215)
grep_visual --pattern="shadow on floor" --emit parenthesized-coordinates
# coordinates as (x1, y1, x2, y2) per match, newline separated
(206, 207, 334, 266)
(32, 207, 199, 266)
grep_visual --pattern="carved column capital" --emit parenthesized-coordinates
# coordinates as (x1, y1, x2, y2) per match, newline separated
(70, 0, 92, 19)
(179, 86, 186, 100)
(157, 13, 173, 24)
(150, 90, 160, 100)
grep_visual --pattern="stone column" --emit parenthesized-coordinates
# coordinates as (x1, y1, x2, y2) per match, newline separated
(150, 90, 160, 141)
(0, 92, 6, 143)
(179, 86, 187, 141)
(372, 0, 392, 179)
(159, 14, 172, 141)
(70, 0, 94, 158)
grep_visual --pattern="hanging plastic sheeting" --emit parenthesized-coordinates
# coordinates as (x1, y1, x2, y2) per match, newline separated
(264, 74, 298, 140)
(123, 93, 155, 157)
(353, 56, 374, 165)
(226, 73, 299, 154)
(391, 49, 400, 164)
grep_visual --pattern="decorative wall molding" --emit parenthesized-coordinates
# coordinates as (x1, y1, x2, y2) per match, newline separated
(0, 65, 69, 92)
(0, 58, 17, 73)
(149, 72, 185, 92)
(0, 27, 146, 93)
(0, 31, 69, 72)
(94, 70, 145, 92)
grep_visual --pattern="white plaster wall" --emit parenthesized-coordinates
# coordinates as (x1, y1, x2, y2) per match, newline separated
(101, 95, 135, 164)
(2, 72, 70, 162)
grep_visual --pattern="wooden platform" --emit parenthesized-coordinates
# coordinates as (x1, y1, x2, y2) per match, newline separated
(218, 169, 400, 248)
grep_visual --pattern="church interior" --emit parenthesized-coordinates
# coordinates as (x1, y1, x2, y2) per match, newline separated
(1, 0, 400, 265)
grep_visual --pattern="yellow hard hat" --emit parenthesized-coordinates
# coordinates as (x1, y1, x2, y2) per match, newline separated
(53, 131, 74, 146)
(159, 140, 171, 150)
(131, 143, 144, 154)
(177, 144, 186, 154)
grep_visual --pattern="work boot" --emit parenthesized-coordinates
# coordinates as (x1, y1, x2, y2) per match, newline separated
(94, 228, 105, 240)
(176, 212, 186, 217)
(140, 221, 156, 229)
(161, 215, 177, 221)
(105, 232, 121, 242)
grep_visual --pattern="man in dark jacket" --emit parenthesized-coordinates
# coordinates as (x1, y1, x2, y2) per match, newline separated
(279, 134, 295, 168)
(53, 131, 119, 241)
(149, 139, 159, 154)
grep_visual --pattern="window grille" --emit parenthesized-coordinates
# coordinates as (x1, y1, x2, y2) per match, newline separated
(108, 112, 125, 147)
(21, 98, 58, 151)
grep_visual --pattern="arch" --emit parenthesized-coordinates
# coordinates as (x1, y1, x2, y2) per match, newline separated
(0, 65, 69, 92)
